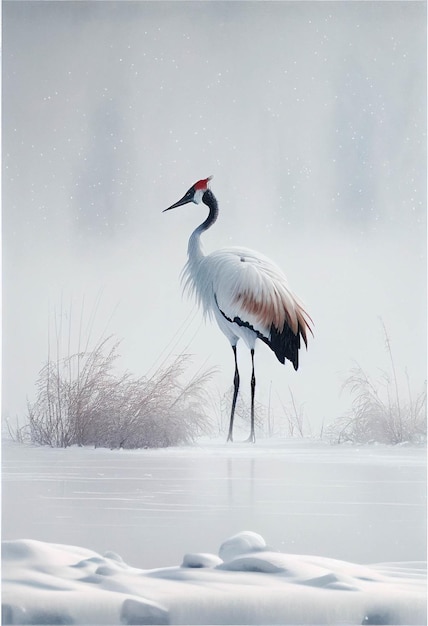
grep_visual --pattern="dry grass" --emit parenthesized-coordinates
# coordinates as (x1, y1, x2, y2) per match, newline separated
(331, 323, 426, 445)
(8, 299, 215, 448)
(275, 387, 308, 438)
(15, 341, 215, 449)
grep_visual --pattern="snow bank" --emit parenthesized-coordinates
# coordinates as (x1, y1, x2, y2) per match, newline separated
(2, 532, 426, 625)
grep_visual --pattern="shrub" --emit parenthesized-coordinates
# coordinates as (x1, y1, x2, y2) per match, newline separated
(16, 337, 214, 448)
(330, 323, 426, 445)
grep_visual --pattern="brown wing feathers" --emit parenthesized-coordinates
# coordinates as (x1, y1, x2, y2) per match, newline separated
(231, 289, 312, 369)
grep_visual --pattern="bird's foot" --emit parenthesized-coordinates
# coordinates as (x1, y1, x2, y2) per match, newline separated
(243, 433, 256, 444)
(226, 434, 233, 443)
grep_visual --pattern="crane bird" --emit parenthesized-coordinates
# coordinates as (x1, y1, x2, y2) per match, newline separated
(164, 176, 313, 443)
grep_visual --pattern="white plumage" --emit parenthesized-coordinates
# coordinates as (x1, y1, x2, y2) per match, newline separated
(164, 177, 312, 442)
(183, 246, 310, 354)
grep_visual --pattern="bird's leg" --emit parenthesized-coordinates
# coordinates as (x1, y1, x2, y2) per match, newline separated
(227, 344, 240, 442)
(245, 349, 256, 443)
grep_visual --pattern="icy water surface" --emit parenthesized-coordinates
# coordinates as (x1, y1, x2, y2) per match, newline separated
(2, 440, 426, 569)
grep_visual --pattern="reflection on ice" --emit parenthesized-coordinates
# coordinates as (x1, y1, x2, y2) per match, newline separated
(2, 440, 426, 569)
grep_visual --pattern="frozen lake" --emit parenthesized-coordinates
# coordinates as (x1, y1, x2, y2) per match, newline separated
(2, 439, 426, 569)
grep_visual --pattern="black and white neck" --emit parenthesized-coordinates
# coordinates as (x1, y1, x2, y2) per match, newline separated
(187, 189, 219, 264)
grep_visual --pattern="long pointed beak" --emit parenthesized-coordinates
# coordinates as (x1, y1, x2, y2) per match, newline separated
(163, 188, 194, 212)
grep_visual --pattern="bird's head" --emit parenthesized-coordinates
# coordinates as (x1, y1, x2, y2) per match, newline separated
(163, 176, 213, 212)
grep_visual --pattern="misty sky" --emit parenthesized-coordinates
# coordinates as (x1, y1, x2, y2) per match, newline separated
(2, 1, 426, 432)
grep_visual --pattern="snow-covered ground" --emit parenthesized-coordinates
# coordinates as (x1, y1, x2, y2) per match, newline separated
(2, 439, 426, 624)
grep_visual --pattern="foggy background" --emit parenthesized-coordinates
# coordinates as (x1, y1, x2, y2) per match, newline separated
(2, 1, 426, 435)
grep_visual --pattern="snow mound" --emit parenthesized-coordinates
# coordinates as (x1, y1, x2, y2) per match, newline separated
(218, 530, 267, 561)
(2, 533, 426, 625)
(181, 553, 223, 568)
